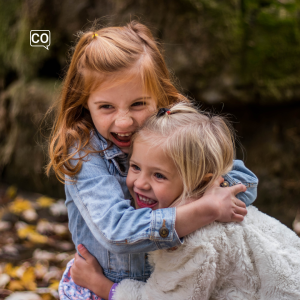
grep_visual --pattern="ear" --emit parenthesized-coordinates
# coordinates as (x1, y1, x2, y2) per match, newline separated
(202, 173, 213, 182)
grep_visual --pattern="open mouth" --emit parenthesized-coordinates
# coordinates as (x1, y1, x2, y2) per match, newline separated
(136, 193, 158, 208)
(111, 132, 133, 148)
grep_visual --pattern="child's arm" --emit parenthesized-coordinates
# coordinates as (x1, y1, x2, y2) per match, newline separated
(224, 160, 258, 206)
(67, 149, 248, 254)
(71, 244, 218, 300)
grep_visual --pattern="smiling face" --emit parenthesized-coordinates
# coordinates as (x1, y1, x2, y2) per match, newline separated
(126, 138, 184, 210)
(87, 74, 157, 153)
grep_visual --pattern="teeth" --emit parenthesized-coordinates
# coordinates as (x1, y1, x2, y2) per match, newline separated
(139, 195, 157, 204)
(116, 133, 132, 137)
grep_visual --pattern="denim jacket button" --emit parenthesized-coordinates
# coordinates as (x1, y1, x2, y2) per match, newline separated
(159, 227, 169, 238)
(221, 180, 230, 187)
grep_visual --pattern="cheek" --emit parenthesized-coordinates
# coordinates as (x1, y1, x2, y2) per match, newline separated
(156, 186, 175, 208)
(135, 108, 156, 126)
(126, 172, 134, 190)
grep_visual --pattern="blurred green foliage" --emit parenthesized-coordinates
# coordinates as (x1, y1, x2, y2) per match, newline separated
(0, 0, 299, 228)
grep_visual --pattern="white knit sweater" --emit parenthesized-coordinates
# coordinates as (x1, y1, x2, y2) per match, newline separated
(113, 206, 300, 300)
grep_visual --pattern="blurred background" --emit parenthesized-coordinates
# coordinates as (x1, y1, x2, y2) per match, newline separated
(0, 0, 300, 298)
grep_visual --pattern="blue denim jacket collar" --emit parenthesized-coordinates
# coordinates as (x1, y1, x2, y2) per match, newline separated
(93, 130, 128, 176)
(94, 130, 124, 159)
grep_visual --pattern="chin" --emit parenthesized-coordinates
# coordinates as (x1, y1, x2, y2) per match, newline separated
(120, 147, 130, 154)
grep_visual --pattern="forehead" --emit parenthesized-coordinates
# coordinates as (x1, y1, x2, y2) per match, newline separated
(91, 74, 143, 97)
(131, 139, 177, 172)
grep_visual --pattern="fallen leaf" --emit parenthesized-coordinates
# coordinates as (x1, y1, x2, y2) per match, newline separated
(55, 241, 74, 251)
(36, 220, 53, 235)
(22, 209, 38, 222)
(17, 224, 48, 244)
(7, 280, 24, 291)
(37, 197, 55, 208)
(40, 293, 52, 300)
(43, 267, 62, 283)
(9, 198, 33, 215)
(52, 224, 68, 235)
(55, 252, 70, 262)
(21, 267, 36, 291)
(3, 244, 18, 256)
(34, 263, 48, 280)
(4, 264, 19, 278)
(49, 200, 67, 216)
(0, 273, 10, 288)
(5, 291, 42, 300)
(6, 186, 17, 199)
(0, 221, 12, 232)
(33, 249, 56, 261)
(48, 280, 59, 291)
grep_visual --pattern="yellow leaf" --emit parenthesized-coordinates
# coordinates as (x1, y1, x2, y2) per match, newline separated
(48, 281, 59, 291)
(41, 294, 52, 300)
(34, 263, 48, 279)
(28, 232, 48, 244)
(9, 198, 32, 214)
(21, 267, 35, 284)
(24, 280, 37, 291)
(6, 185, 17, 199)
(7, 280, 24, 291)
(37, 196, 55, 208)
(17, 225, 48, 244)
(17, 225, 36, 239)
(4, 263, 20, 278)
(4, 263, 13, 275)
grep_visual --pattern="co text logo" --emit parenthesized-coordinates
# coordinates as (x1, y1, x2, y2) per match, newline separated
(30, 30, 51, 50)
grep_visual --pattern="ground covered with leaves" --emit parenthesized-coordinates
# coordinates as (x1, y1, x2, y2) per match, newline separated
(0, 183, 299, 300)
(0, 184, 75, 300)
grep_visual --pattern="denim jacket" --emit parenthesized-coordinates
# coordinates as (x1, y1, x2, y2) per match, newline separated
(65, 131, 258, 283)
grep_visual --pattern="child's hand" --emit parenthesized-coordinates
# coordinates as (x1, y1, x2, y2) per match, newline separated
(203, 177, 247, 223)
(71, 244, 114, 300)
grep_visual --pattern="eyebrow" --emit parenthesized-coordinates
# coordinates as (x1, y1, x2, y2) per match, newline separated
(129, 159, 172, 176)
(93, 97, 152, 105)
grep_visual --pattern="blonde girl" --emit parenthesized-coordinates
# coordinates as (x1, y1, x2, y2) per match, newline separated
(47, 21, 256, 299)
(71, 103, 300, 300)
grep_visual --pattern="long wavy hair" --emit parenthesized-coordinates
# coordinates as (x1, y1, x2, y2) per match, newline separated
(47, 20, 188, 182)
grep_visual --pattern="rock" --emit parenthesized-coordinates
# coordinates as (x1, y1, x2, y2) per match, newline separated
(5, 292, 42, 300)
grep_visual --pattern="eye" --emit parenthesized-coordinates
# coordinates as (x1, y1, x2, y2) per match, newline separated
(99, 104, 114, 109)
(130, 164, 141, 171)
(132, 101, 146, 107)
(154, 173, 166, 180)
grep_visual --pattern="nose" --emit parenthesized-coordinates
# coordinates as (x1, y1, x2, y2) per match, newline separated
(115, 112, 134, 129)
(134, 173, 151, 191)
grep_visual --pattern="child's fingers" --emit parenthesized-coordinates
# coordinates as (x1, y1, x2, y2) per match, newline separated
(230, 183, 247, 196)
(231, 213, 245, 222)
(235, 199, 246, 208)
(234, 205, 247, 217)
(211, 176, 224, 188)
(231, 214, 244, 222)
(77, 244, 95, 264)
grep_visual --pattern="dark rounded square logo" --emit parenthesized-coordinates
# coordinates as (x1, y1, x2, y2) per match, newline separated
(30, 30, 51, 50)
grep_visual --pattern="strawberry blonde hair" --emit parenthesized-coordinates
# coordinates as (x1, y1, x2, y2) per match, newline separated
(47, 21, 188, 182)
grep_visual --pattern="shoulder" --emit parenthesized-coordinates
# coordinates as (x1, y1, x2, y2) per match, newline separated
(68, 131, 107, 167)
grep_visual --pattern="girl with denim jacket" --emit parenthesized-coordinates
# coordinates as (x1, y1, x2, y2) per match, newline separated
(46, 21, 258, 299)
(71, 103, 300, 300)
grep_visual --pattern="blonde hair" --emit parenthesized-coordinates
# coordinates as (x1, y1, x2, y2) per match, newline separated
(134, 103, 235, 205)
(46, 20, 188, 182)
